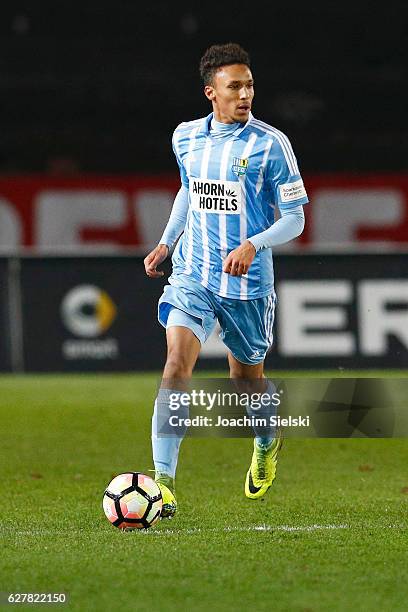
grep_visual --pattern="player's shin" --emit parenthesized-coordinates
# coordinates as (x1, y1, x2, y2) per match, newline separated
(151, 387, 187, 517)
(151, 388, 188, 479)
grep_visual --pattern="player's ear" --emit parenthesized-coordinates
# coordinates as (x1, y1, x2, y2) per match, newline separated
(204, 85, 216, 101)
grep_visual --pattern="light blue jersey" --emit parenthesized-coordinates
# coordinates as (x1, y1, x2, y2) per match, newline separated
(171, 112, 309, 300)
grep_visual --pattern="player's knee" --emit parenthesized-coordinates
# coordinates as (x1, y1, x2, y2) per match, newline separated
(229, 360, 264, 380)
(163, 353, 194, 379)
(229, 362, 242, 378)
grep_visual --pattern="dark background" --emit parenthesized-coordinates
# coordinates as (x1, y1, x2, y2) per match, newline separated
(1, 1, 407, 174)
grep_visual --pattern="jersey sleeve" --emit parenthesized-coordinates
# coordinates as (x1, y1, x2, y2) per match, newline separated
(172, 127, 189, 189)
(159, 186, 189, 248)
(248, 205, 305, 251)
(265, 132, 309, 211)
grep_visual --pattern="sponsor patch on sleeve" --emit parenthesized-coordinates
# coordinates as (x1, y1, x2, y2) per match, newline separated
(279, 179, 307, 203)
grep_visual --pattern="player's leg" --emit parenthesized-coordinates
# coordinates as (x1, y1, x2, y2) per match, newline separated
(227, 351, 264, 377)
(228, 352, 276, 444)
(152, 317, 201, 517)
(153, 277, 217, 516)
(163, 321, 201, 379)
(228, 352, 282, 499)
(215, 292, 281, 499)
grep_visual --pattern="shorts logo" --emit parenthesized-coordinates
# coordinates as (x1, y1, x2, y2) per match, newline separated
(232, 157, 249, 176)
(190, 178, 242, 214)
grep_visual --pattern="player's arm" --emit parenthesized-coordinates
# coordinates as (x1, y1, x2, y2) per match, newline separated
(144, 186, 189, 278)
(248, 205, 305, 250)
(223, 206, 305, 276)
(145, 126, 190, 278)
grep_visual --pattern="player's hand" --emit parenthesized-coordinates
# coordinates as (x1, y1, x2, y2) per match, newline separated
(144, 244, 169, 278)
(223, 240, 256, 276)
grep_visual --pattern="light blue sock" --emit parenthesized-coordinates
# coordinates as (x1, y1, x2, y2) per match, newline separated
(256, 437, 274, 449)
(151, 388, 188, 478)
(245, 379, 277, 449)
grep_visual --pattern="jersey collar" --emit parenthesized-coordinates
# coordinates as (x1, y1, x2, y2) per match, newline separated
(200, 112, 254, 137)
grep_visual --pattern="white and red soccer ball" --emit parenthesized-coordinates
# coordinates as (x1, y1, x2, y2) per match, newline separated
(103, 472, 162, 530)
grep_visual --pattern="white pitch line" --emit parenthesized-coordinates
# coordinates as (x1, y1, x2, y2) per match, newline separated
(1, 524, 348, 537)
(2, 523, 406, 537)
(139, 523, 350, 536)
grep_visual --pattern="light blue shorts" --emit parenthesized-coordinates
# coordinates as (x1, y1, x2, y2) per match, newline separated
(158, 274, 276, 365)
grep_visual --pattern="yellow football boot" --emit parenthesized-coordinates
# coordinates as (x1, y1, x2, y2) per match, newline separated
(245, 432, 283, 500)
(155, 473, 177, 519)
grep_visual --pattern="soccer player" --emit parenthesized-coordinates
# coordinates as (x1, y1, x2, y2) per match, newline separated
(144, 43, 309, 517)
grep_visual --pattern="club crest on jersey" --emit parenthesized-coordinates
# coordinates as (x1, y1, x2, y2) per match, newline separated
(232, 157, 249, 176)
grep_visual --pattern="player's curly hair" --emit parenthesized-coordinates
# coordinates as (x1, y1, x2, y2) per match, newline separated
(199, 43, 251, 85)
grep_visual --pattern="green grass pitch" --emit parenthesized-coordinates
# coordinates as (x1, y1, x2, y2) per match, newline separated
(1, 373, 407, 611)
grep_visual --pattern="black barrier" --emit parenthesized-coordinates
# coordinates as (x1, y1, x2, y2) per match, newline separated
(19, 257, 171, 371)
(0, 258, 11, 371)
(269, 252, 408, 370)
(0, 253, 406, 372)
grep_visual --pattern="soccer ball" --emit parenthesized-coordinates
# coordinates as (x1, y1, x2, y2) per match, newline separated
(102, 472, 162, 530)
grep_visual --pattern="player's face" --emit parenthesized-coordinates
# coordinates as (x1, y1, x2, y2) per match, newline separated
(205, 64, 254, 124)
